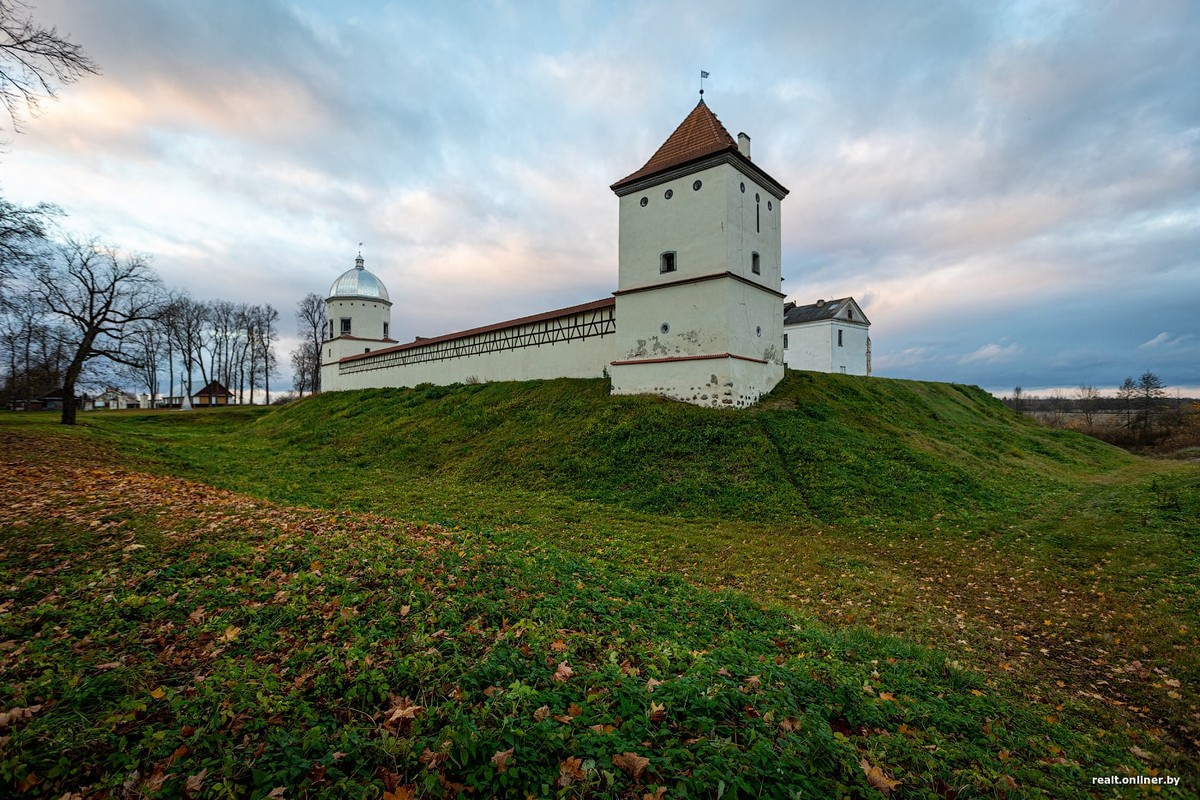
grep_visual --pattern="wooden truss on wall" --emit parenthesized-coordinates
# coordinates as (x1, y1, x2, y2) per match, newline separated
(340, 302, 616, 375)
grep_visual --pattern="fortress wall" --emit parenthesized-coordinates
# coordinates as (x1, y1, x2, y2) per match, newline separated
(325, 301, 617, 391)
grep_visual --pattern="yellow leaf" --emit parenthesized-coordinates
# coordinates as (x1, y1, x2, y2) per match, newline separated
(149, 687, 165, 700)
(558, 757, 584, 788)
(859, 757, 900, 795)
(491, 747, 514, 773)
(219, 625, 241, 643)
(613, 751, 649, 780)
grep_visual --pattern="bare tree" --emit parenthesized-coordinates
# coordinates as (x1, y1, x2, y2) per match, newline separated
(1117, 377, 1137, 430)
(0, 195, 56, 289)
(1136, 371, 1166, 439)
(165, 294, 208, 401)
(295, 292, 325, 394)
(0, 286, 66, 406)
(1044, 389, 1066, 427)
(1075, 384, 1099, 429)
(204, 299, 240, 392)
(29, 238, 163, 424)
(248, 303, 278, 404)
(0, 1, 99, 132)
(290, 339, 319, 397)
(119, 319, 164, 402)
(1007, 385, 1023, 413)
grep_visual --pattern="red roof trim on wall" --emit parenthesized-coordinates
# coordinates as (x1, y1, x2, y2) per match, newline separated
(339, 297, 615, 364)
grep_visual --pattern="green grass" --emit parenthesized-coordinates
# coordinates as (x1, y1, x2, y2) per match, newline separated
(1, 372, 1198, 798)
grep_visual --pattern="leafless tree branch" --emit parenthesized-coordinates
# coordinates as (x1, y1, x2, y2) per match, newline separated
(0, 0, 98, 132)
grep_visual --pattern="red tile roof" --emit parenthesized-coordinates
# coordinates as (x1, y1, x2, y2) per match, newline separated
(611, 100, 739, 190)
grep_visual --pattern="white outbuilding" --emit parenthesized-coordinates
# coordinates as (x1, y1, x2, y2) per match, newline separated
(782, 297, 871, 376)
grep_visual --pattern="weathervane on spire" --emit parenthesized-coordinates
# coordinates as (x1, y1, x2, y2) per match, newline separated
(700, 70, 709, 98)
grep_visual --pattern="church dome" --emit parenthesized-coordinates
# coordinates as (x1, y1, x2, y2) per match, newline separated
(328, 254, 390, 302)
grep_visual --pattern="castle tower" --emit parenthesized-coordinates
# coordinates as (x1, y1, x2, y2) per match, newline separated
(321, 253, 394, 390)
(608, 100, 788, 408)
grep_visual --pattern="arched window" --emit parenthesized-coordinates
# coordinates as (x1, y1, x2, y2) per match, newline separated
(659, 251, 677, 274)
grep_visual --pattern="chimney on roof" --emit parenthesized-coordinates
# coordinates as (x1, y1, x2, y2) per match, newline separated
(816, 298, 825, 307)
(737, 132, 751, 159)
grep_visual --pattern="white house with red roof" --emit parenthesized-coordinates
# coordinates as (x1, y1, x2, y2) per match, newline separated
(321, 99, 865, 406)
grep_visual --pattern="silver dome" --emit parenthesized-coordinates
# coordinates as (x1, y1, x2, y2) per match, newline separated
(328, 255, 390, 302)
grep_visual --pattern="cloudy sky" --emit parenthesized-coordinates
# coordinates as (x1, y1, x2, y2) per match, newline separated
(4, 0, 1198, 394)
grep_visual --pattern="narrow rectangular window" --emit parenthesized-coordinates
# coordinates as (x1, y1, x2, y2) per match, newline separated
(660, 251, 677, 274)
(783, 333, 789, 348)
(383, 322, 390, 338)
(837, 329, 844, 347)
(340, 317, 352, 335)
(751, 252, 760, 275)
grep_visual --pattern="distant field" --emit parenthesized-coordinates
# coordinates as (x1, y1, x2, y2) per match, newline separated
(1, 372, 1197, 798)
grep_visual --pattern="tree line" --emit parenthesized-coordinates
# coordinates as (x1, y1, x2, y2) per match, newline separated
(0, 198, 281, 423)
(1003, 372, 1198, 451)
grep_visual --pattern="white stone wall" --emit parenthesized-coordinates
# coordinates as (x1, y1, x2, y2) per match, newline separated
(609, 354, 783, 409)
(323, 303, 617, 391)
(612, 278, 782, 366)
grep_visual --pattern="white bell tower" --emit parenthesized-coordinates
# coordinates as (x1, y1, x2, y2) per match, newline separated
(321, 252, 394, 390)
(608, 99, 787, 408)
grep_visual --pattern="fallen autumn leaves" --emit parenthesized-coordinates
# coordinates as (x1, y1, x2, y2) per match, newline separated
(0, 424, 1194, 798)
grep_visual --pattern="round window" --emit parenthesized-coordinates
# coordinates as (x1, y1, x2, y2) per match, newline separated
(740, 182, 745, 193)
(660, 323, 670, 334)
(640, 197, 648, 207)
(756, 326, 762, 337)
(768, 200, 773, 211)
(693, 180, 702, 191)
(755, 193, 761, 203)
(664, 189, 674, 199)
